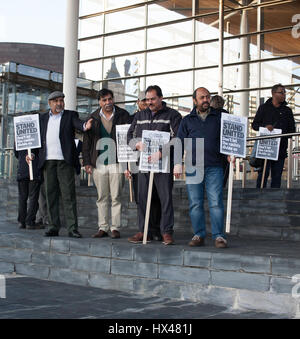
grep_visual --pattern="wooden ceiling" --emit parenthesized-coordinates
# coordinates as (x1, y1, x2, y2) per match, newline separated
(159, 0, 300, 62)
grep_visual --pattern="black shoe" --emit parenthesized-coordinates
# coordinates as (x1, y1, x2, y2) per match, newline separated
(19, 223, 26, 229)
(68, 230, 82, 238)
(44, 229, 59, 237)
(153, 234, 163, 241)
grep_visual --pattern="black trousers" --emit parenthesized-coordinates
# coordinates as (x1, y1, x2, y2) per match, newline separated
(137, 172, 174, 235)
(18, 179, 41, 226)
(132, 173, 161, 236)
(44, 160, 78, 232)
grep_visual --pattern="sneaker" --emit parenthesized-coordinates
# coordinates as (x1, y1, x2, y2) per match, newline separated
(215, 236, 228, 248)
(188, 235, 205, 247)
(162, 233, 174, 245)
(128, 232, 151, 243)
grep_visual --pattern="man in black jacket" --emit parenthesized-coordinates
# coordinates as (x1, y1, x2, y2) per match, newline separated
(15, 147, 42, 229)
(37, 91, 92, 238)
(82, 88, 130, 239)
(252, 84, 295, 188)
(127, 85, 182, 245)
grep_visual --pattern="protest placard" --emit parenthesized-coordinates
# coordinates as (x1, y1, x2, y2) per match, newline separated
(14, 114, 41, 180)
(256, 127, 281, 161)
(14, 114, 41, 151)
(139, 130, 170, 173)
(116, 124, 138, 163)
(220, 113, 247, 158)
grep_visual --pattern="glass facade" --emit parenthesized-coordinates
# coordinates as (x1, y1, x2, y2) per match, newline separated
(0, 61, 98, 179)
(78, 0, 300, 119)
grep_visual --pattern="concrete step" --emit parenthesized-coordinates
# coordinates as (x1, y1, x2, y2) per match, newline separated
(0, 220, 299, 318)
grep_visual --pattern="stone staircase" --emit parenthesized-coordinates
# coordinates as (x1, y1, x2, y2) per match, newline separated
(1, 179, 300, 317)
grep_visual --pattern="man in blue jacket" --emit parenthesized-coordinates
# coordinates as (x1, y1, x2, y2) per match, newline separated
(174, 87, 228, 248)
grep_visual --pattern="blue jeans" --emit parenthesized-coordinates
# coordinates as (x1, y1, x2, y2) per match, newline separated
(186, 166, 225, 240)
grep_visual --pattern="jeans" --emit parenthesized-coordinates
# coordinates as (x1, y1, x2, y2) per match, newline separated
(186, 166, 225, 240)
(256, 158, 285, 188)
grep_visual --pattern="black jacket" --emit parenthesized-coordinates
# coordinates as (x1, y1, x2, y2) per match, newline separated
(82, 105, 130, 168)
(127, 102, 182, 143)
(252, 98, 295, 159)
(38, 110, 86, 170)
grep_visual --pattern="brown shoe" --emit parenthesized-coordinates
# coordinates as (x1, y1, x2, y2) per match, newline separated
(215, 237, 228, 248)
(92, 230, 108, 238)
(128, 232, 151, 243)
(162, 233, 174, 245)
(111, 230, 120, 239)
(188, 235, 205, 247)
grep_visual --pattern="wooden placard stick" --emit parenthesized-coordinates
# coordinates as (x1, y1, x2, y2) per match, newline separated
(260, 159, 267, 189)
(143, 171, 154, 245)
(128, 162, 133, 203)
(225, 156, 234, 234)
(27, 149, 33, 181)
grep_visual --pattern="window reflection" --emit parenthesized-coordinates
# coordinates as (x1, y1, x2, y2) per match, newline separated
(104, 30, 144, 56)
(79, 60, 103, 81)
(147, 46, 193, 74)
(79, 16, 103, 39)
(105, 6, 145, 33)
(147, 21, 193, 49)
(79, 0, 103, 16)
(148, 0, 192, 25)
(79, 38, 103, 61)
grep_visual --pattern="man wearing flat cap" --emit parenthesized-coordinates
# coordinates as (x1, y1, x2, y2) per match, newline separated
(35, 91, 92, 238)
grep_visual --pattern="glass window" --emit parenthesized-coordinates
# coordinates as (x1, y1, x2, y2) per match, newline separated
(146, 71, 193, 97)
(195, 1, 219, 15)
(104, 30, 144, 56)
(165, 96, 192, 116)
(80, 0, 103, 17)
(17, 65, 49, 80)
(195, 41, 218, 68)
(195, 15, 219, 41)
(79, 38, 103, 61)
(105, 6, 145, 33)
(79, 16, 103, 39)
(79, 60, 103, 81)
(148, 0, 192, 25)
(147, 21, 193, 49)
(104, 0, 145, 11)
(103, 55, 144, 80)
(194, 68, 219, 94)
(147, 46, 193, 74)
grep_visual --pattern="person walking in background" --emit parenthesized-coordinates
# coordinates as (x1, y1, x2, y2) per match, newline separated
(252, 84, 295, 188)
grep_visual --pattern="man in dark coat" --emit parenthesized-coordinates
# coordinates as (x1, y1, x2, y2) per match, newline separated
(252, 84, 295, 188)
(36, 91, 92, 237)
(15, 147, 42, 229)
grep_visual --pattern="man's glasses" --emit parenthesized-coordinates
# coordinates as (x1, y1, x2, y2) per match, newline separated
(275, 91, 286, 95)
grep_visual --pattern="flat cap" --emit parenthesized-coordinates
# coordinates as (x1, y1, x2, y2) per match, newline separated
(138, 91, 146, 101)
(48, 91, 65, 101)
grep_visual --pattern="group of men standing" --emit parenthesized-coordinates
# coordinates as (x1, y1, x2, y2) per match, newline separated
(19, 83, 295, 249)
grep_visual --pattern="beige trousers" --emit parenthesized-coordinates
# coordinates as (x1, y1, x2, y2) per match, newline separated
(93, 164, 124, 232)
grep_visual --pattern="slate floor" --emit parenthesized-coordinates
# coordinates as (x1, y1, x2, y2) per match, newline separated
(0, 275, 287, 320)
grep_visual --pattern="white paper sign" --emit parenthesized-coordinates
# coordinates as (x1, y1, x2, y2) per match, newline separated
(220, 113, 247, 158)
(139, 130, 170, 173)
(14, 114, 41, 151)
(256, 127, 282, 161)
(116, 124, 138, 162)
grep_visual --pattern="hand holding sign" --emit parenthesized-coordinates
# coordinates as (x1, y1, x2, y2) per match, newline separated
(14, 114, 41, 181)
